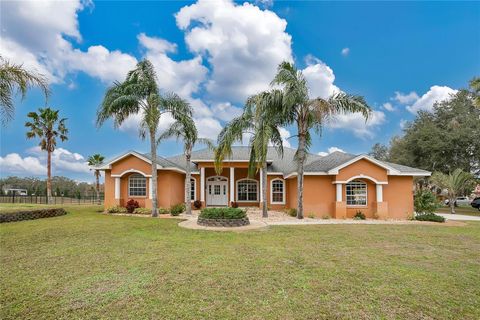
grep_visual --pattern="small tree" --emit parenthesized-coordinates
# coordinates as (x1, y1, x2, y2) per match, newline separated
(431, 169, 475, 214)
(25, 108, 68, 203)
(87, 154, 105, 205)
(414, 189, 440, 214)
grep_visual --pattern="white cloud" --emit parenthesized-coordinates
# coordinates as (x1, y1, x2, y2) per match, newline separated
(27, 147, 90, 173)
(382, 102, 395, 112)
(327, 110, 386, 139)
(302, 55, 340, 99)
(318, 147, 345, 157)
(278, 127, 292, 148)
(0, 153, 46, 175)
(406, 85, 457, 114)
(400, 119, 408, 129)
(392, 91, 420, 105)
(211, 102, 243, 122)
(341, 48, 350, 56)
(176, 0, 292, 102)
(194, 117, 224, 140)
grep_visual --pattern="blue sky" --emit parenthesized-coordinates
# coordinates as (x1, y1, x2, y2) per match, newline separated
(1, 0, 479, 182)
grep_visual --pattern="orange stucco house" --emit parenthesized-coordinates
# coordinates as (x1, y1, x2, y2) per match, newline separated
(98, 147, 430, 219)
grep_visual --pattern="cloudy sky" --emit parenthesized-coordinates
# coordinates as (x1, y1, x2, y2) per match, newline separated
(1, 0, 479, 181)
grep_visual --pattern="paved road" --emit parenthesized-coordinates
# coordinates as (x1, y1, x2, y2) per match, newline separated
(436, 213, 480, 221)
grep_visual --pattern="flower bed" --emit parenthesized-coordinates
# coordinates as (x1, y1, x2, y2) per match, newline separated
(0, 208, 67, 223)
(197, 207, 250, 227)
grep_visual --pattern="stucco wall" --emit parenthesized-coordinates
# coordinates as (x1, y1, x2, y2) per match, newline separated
(336, 159, 388, 182)
(383, 176, 414, 219)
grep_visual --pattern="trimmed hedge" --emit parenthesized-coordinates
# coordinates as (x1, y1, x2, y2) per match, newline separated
(415, 213, 446, 223)
(170, 203, 186, 216)
(199, 207, 246, 219)
(0, 208, 67, 223)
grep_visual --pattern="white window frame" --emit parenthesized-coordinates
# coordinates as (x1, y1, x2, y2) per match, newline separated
(128, 174, 147, 197)
(236, 178, 259, 202)
(270, 178, 285, 204)
(190, 178, 196, 202)
(346, 180, 367, 206)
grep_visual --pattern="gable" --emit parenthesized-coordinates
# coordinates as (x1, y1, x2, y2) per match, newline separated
(110, 154, 152, 175)
(335, 158, 389, 183)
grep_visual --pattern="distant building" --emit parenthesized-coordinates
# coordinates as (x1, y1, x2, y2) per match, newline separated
(3, 188, 28, 196)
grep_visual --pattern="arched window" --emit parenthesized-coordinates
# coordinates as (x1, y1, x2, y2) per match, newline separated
(270, 179, 285, 204)
(346, 180, 367, 206)
(190, 178, 196, 201)
(237, 179, 258, 202)
(129, 174, 146, 197)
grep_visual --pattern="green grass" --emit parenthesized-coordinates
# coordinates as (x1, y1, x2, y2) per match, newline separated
(1, 205, 480, 319)
(437, 205, 480, 216)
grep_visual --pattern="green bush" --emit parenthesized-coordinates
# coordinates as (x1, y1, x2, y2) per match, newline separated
(353, 211, 366, 220)
(307, 213, 316, 219)
(199, 207, 246, 219)
(133, 207, 151, 215)
(415, 213, 445, 223)
(414, 189, 440, 214)
(106, 206, 127, 213)
(170, 203, 186, 216)
(287, 208, 297, 217)
(158, 208, 169, 215)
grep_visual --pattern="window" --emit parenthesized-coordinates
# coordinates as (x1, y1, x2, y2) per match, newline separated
(129, 174, 146, 197)
(190, 178, 196, 201)
(237, 179, 258, 201)
(346, 180, 367, 206)
(271, 179, 285, 204)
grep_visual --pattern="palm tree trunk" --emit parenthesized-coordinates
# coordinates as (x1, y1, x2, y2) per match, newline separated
(450, 198, 456, 214)
(46, 149, 52, 203)
(296, 129, 306, 220)
(261, 161, 268, 218)
(185, 148, 192, 215)
(95, 171, 101, 205)
(150, 130, 158, 217)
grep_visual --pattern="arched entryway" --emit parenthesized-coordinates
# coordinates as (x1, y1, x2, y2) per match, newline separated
(206, 176, 228, 206)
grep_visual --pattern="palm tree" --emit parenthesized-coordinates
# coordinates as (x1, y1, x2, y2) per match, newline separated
(87, 154, 105, 205)
(431, 169, 475, 214)
(158, 103, 214, 215)
(25, 108, 68, 202)
(272, 61, 371, 219)
(215, 90, 285, 217)
(96, 59, 191, 217)
(0, 56, 49, 125)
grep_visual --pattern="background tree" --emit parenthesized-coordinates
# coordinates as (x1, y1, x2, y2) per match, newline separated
(431, 169, 475, 214)
(25, 108, 68, 202)
(272, 61, 371, 219)
(87, 154, 105, 205)
(97, 60, 191, 217)
(469, 77, 480, 108)
(215, 90, 285, 217)
(0, 56, 49, 125)
(368, 143, 389, 161)
(158, 100, 212, 215)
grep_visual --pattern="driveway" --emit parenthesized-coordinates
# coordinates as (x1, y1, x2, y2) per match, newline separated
(436, 213, 480, 221)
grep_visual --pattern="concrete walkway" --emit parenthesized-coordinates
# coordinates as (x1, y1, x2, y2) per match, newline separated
(436, 213, 480, 221)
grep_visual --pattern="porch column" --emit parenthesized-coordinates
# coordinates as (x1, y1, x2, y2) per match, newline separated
(149, 177, 153, 199)
(336, 183, 342, 202)
(230, 167, 235, 204)
(334, 183, 346, 219)
(114, 177, 120, 202)
(376, 184, 383, 202)
(375, 183, 388, 219)
(200, 167, 205, 203)
(259, 168, 264, 203)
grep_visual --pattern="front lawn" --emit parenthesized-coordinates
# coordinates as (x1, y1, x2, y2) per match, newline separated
(1, 205, 479, 319)
(437, 205, 480, 217)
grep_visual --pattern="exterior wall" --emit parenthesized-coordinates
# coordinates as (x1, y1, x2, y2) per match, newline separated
(344, 179, 377, 218)
(383, 176, 414, 219)
(336, 159, 388, 182)
(286, 177, 297, 210)
(104, 170, 115, 208)
(302, 176, 336, 218)
(266, 175, 287, 210)
(157, 170, 185, 209)
(111, 155, 151, 176)
(119, 172, 150, 208)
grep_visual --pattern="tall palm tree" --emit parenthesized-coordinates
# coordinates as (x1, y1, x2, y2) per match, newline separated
(87, 154, 105, 205)
(272, 61, 371, 219)
(158, 104, 214, 215)
(431, 169, 475, 214)
(25, 107, 68, 202)
(0, 56, 49, 125)
(215, 90, 285, 217)
(96, 59, 191, 217)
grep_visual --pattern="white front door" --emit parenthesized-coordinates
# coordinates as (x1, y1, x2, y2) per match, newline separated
(206, 176, 228, 206)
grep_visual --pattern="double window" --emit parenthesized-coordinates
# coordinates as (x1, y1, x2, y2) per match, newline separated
(237, 179, 258, 202)
(270, 179, 285, 204)
(128, 174, 146, 197)
(346, 180, 367, 206)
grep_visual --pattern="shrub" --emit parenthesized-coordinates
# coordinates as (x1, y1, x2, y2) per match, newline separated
(231, 201, 239, 208)
(199, 207, 246, 219)
(170, 203, 186, 216)
(126, 199, 139, 213)
(287, 208, 297, 217)
(193, 200, 202, 209)
(322, 214, 331, 220)
(353, 211, 366, 220)
(107, 206, 127, 213)
(414, 189, 440, 214)
(307, 213, 316, 219)
(415, 213, 445, 223)
(133, 207, 150, 215)
(158, 208, 169, 215)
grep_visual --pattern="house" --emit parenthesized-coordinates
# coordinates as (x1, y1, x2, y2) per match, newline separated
(98, 147, 430, 219)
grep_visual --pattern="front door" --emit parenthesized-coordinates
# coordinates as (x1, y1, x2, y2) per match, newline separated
(206, 176, 228, 206)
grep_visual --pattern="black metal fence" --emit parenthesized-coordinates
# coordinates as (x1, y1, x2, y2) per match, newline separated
(0, 195, 104, 205)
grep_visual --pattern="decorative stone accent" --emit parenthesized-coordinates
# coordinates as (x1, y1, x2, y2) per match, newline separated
(197, 217, 250, 227)
(0, 208, 67, 223)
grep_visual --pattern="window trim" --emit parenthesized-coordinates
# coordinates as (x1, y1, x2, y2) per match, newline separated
(270, 178, 285, 204)
(190, 178, 196, 202)
(345, 180, 368, 207)
(128, 173, 147, 198)
(236, 178, 259, 202)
